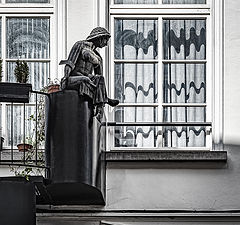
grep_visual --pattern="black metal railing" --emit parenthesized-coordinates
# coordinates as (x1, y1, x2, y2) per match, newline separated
(0, 90, 49, 175)
(103, 121, 212, 148)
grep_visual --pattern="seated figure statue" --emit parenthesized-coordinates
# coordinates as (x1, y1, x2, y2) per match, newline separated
(59, 27, 119, 119)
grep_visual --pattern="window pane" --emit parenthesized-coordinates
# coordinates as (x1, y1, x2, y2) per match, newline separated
(163, 64, 206, 103)
(6, 105, 35, 147)
(115, 0, 157, 3)
(115, 107, 157, 122)
(6, 0, 49, 3)
(7, 18, 50, 59)
(7, 62, 49, 91)
(163, 19, 206, 60)
(115, 19, 158, 59)
(115, 63, 158, 103)
(114, 126, 159, 147)
(163, 0, 206, 3)
(162, 107, 206, 147)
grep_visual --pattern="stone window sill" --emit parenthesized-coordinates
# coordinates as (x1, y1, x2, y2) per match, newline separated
(105, 150, 227, 162)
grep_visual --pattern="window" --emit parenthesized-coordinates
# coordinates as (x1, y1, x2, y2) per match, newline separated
(0, 1, 54, 148)
(109, 0, 218, 149)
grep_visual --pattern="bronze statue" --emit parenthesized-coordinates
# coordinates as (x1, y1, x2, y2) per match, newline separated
(59, 27, 119, 119)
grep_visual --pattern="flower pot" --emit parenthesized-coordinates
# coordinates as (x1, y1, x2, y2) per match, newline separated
(17, 143, 33, 152)
(0, 82, 32, 103)
(47, 84, 60, 94)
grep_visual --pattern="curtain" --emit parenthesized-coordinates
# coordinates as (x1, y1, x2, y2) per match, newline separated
(163, 0, 206, 3)
(163, 19, 206, 147)
(6, 0, 49, 3)
(5, 17, 50, 147)
(115, 0, 157, 4)
(114, 19, 158, 147)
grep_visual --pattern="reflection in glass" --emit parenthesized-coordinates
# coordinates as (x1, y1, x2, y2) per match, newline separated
(7, 62, 49, 91)
(7, 18, 50, 59)
(115, 19, 158, 59)
(115, 0, 157, 3)
(115, 63, 158, 103)
(163, 0, 206, 3)
(163, 64, 206, 103)
(163, 19, 206, 60)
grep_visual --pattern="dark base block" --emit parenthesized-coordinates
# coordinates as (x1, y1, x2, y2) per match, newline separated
(0, 177, 36, 225)
(46, 182, 105, 205)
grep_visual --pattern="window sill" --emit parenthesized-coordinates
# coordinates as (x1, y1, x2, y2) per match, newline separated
(105, 150, 227, 162)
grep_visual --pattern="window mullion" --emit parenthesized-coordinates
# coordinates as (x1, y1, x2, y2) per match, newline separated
(1, 15, 7, 143)
(158, 15, 163, 147)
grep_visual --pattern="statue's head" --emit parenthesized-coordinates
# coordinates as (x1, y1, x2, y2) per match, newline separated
(86, 27, 111, 48)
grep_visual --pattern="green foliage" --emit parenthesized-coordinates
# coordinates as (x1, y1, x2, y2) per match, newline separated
(14, 60, 30, 83)
(9, 87, 47, 180)
(0, 59, 2, 82)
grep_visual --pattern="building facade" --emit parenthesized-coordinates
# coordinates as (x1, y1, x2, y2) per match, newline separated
(1, 0, 240, 224)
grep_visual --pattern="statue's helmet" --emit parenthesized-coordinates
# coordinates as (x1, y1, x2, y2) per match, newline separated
(86, 27, 111, 41)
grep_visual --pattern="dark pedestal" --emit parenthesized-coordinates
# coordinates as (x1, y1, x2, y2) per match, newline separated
(45, 90, 105, 205)
(0, 177, 36, 225)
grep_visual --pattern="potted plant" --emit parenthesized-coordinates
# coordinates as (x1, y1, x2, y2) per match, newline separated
(47, 78, 60, 94)
(0, 59, 32, 103)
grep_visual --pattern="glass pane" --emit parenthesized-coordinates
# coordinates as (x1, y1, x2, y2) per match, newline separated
(115, 19, 158, 59)
(7, 18, 50, 59)
(6, 0, 49, 3)
(115, 0, 157, 3)
(162, 107, 206, 147)
(163, 19, 206, 60)
(114, 107, 158, 147)
(115, 106, 157, 122)
(7, 62, 49, 91)
(163, 0, 206, 3)
(163, 64, 206, 103)
(163, 107, 206, 122)
(115, 63, 158, 103)
(114, 126, 160, 147)
(6, 105, 35, 147)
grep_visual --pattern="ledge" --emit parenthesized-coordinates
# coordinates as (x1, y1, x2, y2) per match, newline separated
(105, 150, 227, 162)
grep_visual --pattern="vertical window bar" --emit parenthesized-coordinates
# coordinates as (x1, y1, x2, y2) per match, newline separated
(10, 103, 13, 162)
(183, 20, 189, 147)
(35, 92, 38, 164)
(23, 103, 26, 164)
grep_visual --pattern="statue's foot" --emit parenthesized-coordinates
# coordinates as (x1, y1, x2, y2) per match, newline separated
(107, 98, 119, 107)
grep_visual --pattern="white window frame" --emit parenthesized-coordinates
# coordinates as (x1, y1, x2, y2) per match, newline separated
(0, 0, 66, 148)
(101, 0, 223, 151)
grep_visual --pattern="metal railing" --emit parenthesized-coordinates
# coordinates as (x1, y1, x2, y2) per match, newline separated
(104, 121, 212, 149)
(0, 90, 49, 175)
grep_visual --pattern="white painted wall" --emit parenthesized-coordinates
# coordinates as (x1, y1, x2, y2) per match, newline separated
(224, 0, 240, 145)
(67, 0, 97, 53)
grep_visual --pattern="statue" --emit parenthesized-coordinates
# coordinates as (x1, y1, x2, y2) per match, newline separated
(59, 27, 119, 119)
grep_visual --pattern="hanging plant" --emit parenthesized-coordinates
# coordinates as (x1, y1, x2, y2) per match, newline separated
(14, 60, 30, 83)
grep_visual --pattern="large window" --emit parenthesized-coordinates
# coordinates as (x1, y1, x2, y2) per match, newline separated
(110, 0, 213, 149)
(0, 1, 53, 147)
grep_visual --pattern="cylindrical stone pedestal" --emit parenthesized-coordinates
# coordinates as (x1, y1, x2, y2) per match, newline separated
(45, 90, 105, 205)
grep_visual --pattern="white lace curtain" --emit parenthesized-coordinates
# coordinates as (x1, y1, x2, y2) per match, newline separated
(114, 18, 206, 148)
